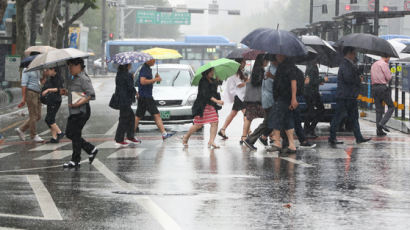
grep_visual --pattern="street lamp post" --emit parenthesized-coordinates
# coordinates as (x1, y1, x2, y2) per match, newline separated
(374, 0, 380, 35)
(101, 0, 106, 73)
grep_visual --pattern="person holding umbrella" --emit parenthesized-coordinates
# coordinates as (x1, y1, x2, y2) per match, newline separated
(63, 58, 98, 168)
(41, 67, 65, 143)
(328, 47, 371, 145)
(114, 63, 141, 146)
(182, 68, 223, 148)
(134, 58, 175, 140)
(304, 58, 328, 138)
(15, 52, 44, 142)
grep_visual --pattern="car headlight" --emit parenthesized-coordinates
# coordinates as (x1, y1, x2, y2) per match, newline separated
(185, 94, 197, 106)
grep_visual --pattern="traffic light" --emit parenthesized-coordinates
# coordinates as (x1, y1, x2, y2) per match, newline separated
(109, 33, 114, 40)
(383, 6, 389, 12)
(345, 4, 351, 11)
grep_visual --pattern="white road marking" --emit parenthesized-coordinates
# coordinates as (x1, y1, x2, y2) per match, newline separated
(0, 153, 15, 159)
(105, 121, 119, 136)
(0, 145, 9, 150)
(365, 185, 408, 198)
(0, 227, 25, 230)
(107, 148, 145, 158)
(29, 142, 70, 151)
(93, 159, 181, 230)
(0, 213, 46, 220)
(0, 160, 87, 173)
(39, 129, 51, 136)
(26, 175, 63, 220)
(280, 157, 315, 168)
(34, 150, 72, 160)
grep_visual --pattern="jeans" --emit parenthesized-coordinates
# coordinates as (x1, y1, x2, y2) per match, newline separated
(115, 106, 135, 142)
(247, 107, 271, 145)
(304, 92, 324, 132)
(329, 98, 363, 141)
(66, 104, 95, 163)
(282, 98, 306, 147)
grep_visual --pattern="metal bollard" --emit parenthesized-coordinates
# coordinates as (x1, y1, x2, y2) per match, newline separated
(395, 63, 399, 118)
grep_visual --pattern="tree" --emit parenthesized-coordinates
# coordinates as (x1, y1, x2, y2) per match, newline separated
(0, 0, 7, 24)
(15, 0, 32, 56)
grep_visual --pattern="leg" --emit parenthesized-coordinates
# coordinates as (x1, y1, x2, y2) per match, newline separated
(134, 116, 141, 132)
(247, 108, 270, 144)
(153, 113, 166, 134)
(242, 117, 251, 142)
(272, 130, 282, 148)
(66, 114, 83, 163)
(285, 129, 296, 150)
(209, 121, 219, 147)
(379, 87, 394, 126)
(125, 107, 136, 139)
(346, 100, 364, 141)
(184, 124, 203, 143)
(373, 86, 384, 128)
(310, 93, 325, 132)
(293, 107, 305, 143)
(220, 110, 238, 136)
(115, 107, 128, 142)
(329, 99, 347, 141)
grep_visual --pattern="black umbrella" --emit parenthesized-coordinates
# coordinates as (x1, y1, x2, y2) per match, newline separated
(402, 44, 410, 54)
(20, 55, 37, 68)
(335, 33, 399, 58)
(292, 46, 319, 65)
(301, 35, 341, 67)
(226, 48, 250, 59)
(241, 28, 308, 57)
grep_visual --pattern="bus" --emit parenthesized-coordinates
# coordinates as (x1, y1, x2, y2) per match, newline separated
(105, 35, 237, 72)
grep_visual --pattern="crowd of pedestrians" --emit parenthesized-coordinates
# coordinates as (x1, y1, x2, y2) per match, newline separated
(13, 44, 399, 169)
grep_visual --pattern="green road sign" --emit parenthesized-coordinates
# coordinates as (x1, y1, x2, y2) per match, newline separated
(136, 10, 191, 25)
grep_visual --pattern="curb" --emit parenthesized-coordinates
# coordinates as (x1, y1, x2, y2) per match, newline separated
(361, 110, 410, 134)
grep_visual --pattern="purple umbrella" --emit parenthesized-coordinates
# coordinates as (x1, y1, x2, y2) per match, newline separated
(109, 51, 153, 65)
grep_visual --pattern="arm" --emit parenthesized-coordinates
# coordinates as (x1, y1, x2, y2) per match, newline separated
(290, 79, 298, 110)
(41, 88, 58, 96)
(18, 87, 27, 108)
(140, 76, 158, 85)
(340, 63, 361, 85)
(382, 63, 392, 82)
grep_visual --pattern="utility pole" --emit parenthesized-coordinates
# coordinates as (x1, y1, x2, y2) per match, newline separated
(64, 0, 70, 48)
(119, 0, 125, 39)
(374, 0, 379, 35)
(335, 0, 339, 16)
(101, 0, 106, 72)
(309, 0, 313, 24)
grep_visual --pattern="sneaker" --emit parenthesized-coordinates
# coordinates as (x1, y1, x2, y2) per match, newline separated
(46, 138, 59, 144)
(299, 141, 317, 149)
(243, 139, 257, 151)
(377, 129, 387, 137)
(63, 161, 80, 168)
(116, 141, 129, 147)
(162, 132, 175, 140)
(89, 148, 98, 164)
(57, 132, 65, 141)
(33, 135, 44, 143)
(258, 136, 268, 146)
(328, 138, 343, 145)
(126, 138, 141, 144)
(15, 128, 25, 141)
(356, 138, 371, 144)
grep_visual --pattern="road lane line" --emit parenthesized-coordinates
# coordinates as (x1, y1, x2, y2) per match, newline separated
(0, 227, 25, 230)
(29, 142, 70, 151)
(0, 213, 45, 220)
(107, 148, 145, 158)
(34, 150, 72, 160)
(39, 129, 51, 136)
(0, 153, 15, 159)
(93, 159, 181, 230)
(280, 157, 315, 168)
(0, 160, 87, 173)
(0, 120, 26, 133)
(105, 121, 119, 135)
(26, 175, 63, 220)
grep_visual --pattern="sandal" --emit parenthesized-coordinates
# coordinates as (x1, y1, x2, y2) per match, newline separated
(181, 136, 188, 146)
(239, 136, 247, 145)
(208, 143, 220, 149)
(218, 129, 228, 140)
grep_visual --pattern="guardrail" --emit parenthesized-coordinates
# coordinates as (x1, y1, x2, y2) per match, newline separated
(357, 63, 409, 121)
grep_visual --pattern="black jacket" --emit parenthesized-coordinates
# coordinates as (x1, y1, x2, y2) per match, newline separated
(115, 70, 137, 108)
(192, 77, 219, 117)
(304, 64, 324, 96)
(273, 59, 298, 102)
(336, 58, 361, 99)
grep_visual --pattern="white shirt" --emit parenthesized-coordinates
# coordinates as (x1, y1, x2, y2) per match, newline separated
(232, 74, 246, 101)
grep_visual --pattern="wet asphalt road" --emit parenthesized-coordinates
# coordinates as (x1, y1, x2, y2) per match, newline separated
(1, 77, 410, 230)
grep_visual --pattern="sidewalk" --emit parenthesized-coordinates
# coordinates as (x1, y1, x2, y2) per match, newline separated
(361, 110, 410, 134)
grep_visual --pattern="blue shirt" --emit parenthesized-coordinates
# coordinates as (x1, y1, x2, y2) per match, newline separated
(261, 77, 274, 109)
(138, 64, 153, 98)
(21, 68, 41, 92)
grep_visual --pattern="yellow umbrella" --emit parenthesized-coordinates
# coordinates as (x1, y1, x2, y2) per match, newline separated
(142, 47, 182, 60)
(142, 47, 183, 73)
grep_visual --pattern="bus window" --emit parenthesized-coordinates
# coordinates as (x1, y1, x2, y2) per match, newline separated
(205, 47, 220, 60)
(186, 47, 203, 60)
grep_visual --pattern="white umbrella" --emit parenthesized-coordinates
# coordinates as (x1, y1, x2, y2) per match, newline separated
(26, 48, 90, 72)
(24, 46, 56, 56)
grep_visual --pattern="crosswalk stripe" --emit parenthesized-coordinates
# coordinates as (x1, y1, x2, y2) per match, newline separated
(280, 157, 315, 168)
(34, 150, 72, 160)
(107, 148, 146, 158)
(0, 153, 15, 159)
(29, 143, 70, 151)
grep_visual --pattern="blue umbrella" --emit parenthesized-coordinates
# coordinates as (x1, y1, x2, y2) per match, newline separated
(20, 55, 37, 68)
(241, 28, 308, 57)
(110, 51, 153, 65)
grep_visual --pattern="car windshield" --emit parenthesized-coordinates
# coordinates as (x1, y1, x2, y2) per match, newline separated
(155, 68, 191, 87)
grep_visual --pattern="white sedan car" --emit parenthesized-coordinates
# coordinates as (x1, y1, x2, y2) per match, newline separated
(132, 64, 197, 124)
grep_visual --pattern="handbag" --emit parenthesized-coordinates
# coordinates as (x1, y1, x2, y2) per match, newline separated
(109, 92, 120, 110)
(40, 94, 50, 105)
